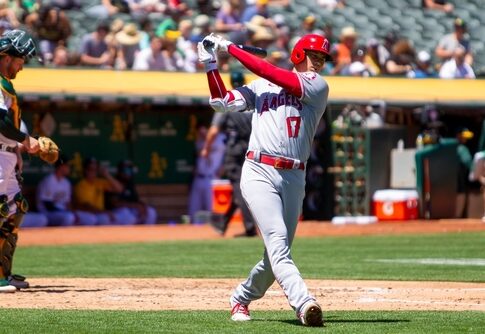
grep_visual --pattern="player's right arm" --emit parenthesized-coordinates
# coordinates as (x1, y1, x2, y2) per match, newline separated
(227, 45, 303, 98)
(0, 107, 27, 142)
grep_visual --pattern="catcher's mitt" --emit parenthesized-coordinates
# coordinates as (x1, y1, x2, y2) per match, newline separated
(38, 136, 59, 164)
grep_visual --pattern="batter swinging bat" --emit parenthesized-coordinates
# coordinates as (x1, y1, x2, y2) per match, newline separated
(203, 39, 268, 58)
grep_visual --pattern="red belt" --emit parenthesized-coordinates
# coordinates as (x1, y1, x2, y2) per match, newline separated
(246, 151, 305, 170)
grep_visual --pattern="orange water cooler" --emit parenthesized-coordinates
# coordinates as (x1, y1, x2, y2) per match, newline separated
(212, 179, 242, 223)
(373, 189, 419, 221)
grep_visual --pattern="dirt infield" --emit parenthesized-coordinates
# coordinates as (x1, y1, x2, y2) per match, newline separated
(7, 219, 485, 312)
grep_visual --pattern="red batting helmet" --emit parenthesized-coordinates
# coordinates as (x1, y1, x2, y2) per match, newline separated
(290, 34, 332, 65)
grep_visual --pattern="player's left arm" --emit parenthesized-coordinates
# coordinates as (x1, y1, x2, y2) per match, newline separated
(198, 41, 248, 113)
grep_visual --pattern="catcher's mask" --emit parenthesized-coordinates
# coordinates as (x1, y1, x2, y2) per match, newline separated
(0, 29, 37, 60)
(291, 34, 332, 65)
(230, 71, 246, 89)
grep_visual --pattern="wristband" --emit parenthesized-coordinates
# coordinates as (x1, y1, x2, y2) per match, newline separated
(205, 60, 217, 72)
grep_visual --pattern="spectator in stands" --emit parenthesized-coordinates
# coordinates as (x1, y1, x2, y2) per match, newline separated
(161, 30, 188, 72)
(85, 0, 131, 20)
(163, 0, 193, 20)
(51, 45, 81, 67)
(127, 0, 168, 21)
(241, 0, 271, 24)
(267, 25, 292, 69)
(439, 46, 475, 79)
(317, 0, 346, 10)
(365, 38, 381, 75)
(133, 34, 168, 71)
(377, 30, 399, 74)
(322, 22, 337, 44)
(51, 45, 69, 67)
(249, 26, 275, 50)
(408, 50, 437, 78)
(187, 123, 226, 225)
(0, 19, 11, 36)
(238, 14, 268, 45)
(73, 157, 137, 225)
(344, 45, 375, 77)
(24, 4, 72, 65)
(422, 0, 454, 13)
(49, 0, 82, 10)
(105, 160, 158, 225)
(385, 38, 416, 76)
(105, 18, 124, 46)
(196, 0, 218, 16)
(435, 18, 473, 67)
(191, 14, 212, 41)
(295, 15, 319, 38)
(0, 0, 20, 28)
(138, 17, 153, 50)
(214, 0, 244, 36)
(266, 0, 291, 6)
(36, 155, 96, 226)
(330, 26, 358, 75)
(79, 21, 115, 69)
(177, 19, 199, 73)
(114, 22, 142, 70)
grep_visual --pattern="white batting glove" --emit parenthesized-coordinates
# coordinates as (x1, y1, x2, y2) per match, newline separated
(197, 41, 217, 71)
(203, 33, 233, 53)
(213, 34, 233, 53)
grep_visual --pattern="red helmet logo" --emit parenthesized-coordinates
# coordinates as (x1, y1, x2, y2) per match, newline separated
(290, 34, 332, 65)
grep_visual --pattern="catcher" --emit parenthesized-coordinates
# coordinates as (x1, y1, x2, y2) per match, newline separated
(0, 29, 58, 293)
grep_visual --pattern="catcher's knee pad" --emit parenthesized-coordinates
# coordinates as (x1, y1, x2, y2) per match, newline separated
(0, 195, 9, 219)
(14, 192, 29, 214)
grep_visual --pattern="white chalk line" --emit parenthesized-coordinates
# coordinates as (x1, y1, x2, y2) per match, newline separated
(368, 258, 485, 266)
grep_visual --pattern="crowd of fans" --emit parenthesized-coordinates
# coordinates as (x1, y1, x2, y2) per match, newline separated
(0, 0, 480, 77)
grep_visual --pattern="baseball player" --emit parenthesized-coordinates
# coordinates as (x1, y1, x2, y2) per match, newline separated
(0, 29, 40, 293)
(198, 33, 331, 326)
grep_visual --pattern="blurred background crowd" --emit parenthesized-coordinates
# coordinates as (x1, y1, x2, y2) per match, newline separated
(1, 0, 483, 78)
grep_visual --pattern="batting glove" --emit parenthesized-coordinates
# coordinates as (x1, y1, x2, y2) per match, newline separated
(197, 41, 217, 71)
(213, 34, 233, 53)
(203, 33, 233, 53)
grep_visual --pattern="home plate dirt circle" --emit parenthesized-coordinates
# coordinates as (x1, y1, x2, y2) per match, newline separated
(2, 278, 484, 311)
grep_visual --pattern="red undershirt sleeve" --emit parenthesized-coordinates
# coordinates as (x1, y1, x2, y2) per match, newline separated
(228, 45, 303, 98)
(206, 68, 227, 99)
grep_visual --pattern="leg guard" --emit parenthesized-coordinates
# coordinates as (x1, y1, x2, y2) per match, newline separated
(0, 213, 23, 278)
(0, 195, 9, 219)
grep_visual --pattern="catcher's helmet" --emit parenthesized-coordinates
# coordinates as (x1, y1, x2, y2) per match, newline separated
(0, 29, 37, 59)
(290, 34, 332, 65)
(230, 71, 246, 88)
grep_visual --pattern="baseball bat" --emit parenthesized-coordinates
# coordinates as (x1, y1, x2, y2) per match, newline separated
(202, 40, 268, 58)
